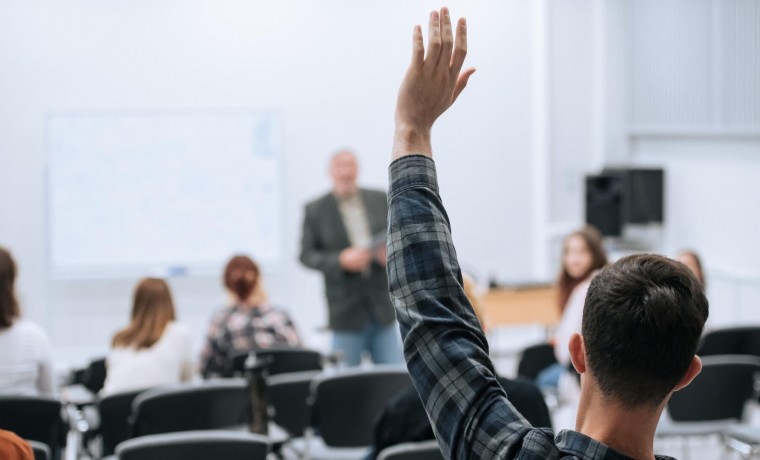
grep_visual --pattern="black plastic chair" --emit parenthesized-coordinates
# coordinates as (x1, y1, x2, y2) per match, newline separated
(131, 379, 250, 437)
(228, 347, 323, 377)
(268, 370, 321, 438)
(516, 342, 557, 380)
(115, 430, 269, 460)
(377, 440, 443, 460)
(81, 358, 107, 395)
(657, 355, 760, 457)
(309, 367, 413, 448)
(97, 389, 143, 456)
(667, 355, 760, 423)
(0, 396, 64, 457)
(698, 327, 760, 358)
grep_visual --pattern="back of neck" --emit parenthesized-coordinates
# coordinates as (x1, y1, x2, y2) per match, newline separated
(575, 382, 663, 460)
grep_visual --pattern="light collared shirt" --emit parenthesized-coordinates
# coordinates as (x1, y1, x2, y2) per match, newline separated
(336, 191, 373, 249)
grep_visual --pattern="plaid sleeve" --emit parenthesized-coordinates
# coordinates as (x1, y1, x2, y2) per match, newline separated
(387, 155, 555, 460)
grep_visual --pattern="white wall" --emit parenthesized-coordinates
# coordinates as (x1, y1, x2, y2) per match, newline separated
(544, 0, 760, 328)
(611, 0, 760, 327)
(0, 1, 538, 367)
(630, 138, 760, 327)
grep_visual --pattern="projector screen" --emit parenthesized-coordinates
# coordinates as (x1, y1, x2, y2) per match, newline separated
(47, 111, 282, 279)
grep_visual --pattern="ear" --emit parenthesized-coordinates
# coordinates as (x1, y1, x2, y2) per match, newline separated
(568, 333, 587, 374)
(673, 356, 702, 391)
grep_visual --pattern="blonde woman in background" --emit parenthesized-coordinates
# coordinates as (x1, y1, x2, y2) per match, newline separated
(677, 250, 705, 287)
(462, 274, 487, 332)
(101, 278, 193, 395)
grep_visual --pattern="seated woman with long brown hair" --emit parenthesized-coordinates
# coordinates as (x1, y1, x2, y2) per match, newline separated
(537, 226, 607, 390)
(0, 247, 55, 395)
(101, 278, 193, 395)
(200, 254, 301, 378)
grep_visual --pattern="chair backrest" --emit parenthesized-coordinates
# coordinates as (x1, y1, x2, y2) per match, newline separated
(377, 440, 443, 460)
(228, 347, 323, 377)
(0, 396, 63, 455)
(97, 389, 143, 455)
(668, 355, 760, 422)
(115, 430, 269, 460)
(131, 379, 250, 437)
(82, 357, 107, 394)
(698, 327, 760, 358)
(310, 367, 413, 448)
(27, 440, 50, 460)
(267, 370, 321, 438)
(517, 342, 557, 380)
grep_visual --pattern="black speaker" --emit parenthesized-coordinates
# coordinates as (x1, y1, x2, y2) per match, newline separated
(585, 168, 665, 237)
(585, 173, 625, 237)
(625, 169, 664, 224)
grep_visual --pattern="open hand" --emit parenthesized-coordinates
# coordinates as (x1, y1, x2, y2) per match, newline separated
(393, 7, 476, 160)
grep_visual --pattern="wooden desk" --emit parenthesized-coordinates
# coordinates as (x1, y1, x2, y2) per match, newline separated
(481, 286, 559, 329)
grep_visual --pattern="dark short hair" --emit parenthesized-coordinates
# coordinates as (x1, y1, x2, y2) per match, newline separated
(582, 254, 708, 408)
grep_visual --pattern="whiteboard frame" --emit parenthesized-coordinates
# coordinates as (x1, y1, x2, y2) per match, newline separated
(44, 108, 286, 281)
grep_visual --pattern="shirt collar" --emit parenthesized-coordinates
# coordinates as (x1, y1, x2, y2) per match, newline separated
(555, 430, 675, 460)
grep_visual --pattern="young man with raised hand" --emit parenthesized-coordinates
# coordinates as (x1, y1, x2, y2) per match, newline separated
(386, 7, 708, 460)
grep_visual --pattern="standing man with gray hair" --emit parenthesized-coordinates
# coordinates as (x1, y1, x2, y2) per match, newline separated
(300, 150, 401, 366)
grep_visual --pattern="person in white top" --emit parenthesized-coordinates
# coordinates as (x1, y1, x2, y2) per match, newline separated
(101, 278, 193, 396)
(0, 247, 55, 396)
(537, 226, 607, 389)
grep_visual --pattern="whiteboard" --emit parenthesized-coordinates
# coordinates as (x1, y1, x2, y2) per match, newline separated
(47, 111, 282, 279)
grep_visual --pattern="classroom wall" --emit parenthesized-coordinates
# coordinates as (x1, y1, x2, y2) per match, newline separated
(542, 0, 760, 327)
(629, 138, 760, 327)
(0, 1, 538, 366)
(601, 0, 760, 327)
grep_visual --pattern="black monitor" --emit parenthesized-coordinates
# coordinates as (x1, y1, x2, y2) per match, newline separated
(624, 169, 664, 224)
(585, 173, 625, 237)
(585, 168, 664, 237)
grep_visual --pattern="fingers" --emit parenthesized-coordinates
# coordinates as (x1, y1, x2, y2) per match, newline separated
(425, 10, 442, 69)
(438, 8, 454, 71)
(450, 18, 468, 77)
(411, 25, 424, 66)
(452, 68, 476, 104)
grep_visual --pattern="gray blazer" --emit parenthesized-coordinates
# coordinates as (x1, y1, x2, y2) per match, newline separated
(300, 188, 395, 331)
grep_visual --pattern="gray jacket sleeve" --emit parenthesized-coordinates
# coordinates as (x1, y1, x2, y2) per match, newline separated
(299, 203, 342, 275)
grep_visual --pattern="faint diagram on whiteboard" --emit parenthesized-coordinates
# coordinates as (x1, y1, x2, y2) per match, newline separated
(47, 111, 282, 279)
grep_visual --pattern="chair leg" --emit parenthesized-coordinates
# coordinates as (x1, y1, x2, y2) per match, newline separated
(303, 428, 313, 460)
(680, 436, 690, 460)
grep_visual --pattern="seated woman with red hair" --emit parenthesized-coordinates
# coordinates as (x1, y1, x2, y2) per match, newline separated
(200, 254, 301, 378)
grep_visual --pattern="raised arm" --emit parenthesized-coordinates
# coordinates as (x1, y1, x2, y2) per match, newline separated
(387, 9, 539, 459)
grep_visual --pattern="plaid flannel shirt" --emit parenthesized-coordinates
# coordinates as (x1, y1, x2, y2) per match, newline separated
(386, 155, 675, 460)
